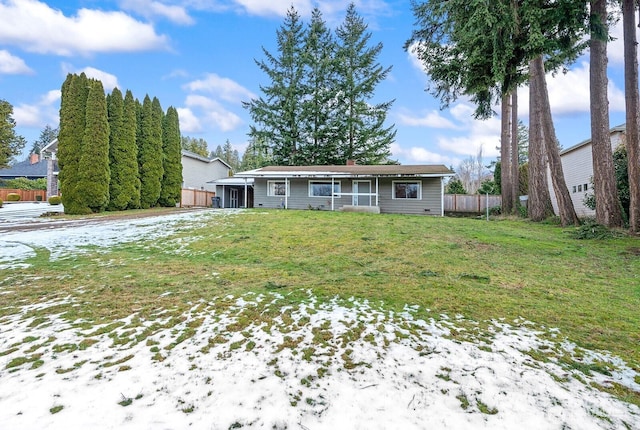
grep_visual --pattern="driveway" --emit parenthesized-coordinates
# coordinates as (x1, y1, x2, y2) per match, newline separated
(0, 202, 64, 225)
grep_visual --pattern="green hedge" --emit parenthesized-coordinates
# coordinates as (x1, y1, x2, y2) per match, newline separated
(48, 195, 62, 205)
(6, 193, 21, 201)
(0, 197, 3, 208)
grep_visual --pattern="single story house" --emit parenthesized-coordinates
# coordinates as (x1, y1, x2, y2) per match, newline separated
(548, 124, 625, 217)
(233, 164, 454, 215)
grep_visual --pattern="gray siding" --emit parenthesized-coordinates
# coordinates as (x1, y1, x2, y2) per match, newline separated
(254, 177, 444, 215)
(182, 157, 229, 192)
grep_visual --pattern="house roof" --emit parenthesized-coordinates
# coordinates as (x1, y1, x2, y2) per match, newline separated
(0, 159, 49, 179)
(560, 123, 626, 156)
(235, 164, 453, 179)
(181, 150, 233, 169)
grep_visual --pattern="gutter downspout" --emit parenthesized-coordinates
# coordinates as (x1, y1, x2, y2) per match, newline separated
(441, 177, 445, 217)
(375, 177, 379, 207)
(285, 177, 289, 209)
(244, 178, 248, 208)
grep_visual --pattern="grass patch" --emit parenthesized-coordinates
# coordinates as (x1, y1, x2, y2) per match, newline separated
(2, 209, 639, 405)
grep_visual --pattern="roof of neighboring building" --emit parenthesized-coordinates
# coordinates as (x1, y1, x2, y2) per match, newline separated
(0, 159, 49, 178)
(235, 164, 454, 179)
(181, 150, 233, 169)
(560, 123, 626, 156)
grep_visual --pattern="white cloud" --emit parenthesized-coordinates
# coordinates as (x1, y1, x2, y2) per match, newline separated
(13, 90, 61, 128)
(396, 109, 457, 129)
(176, 107, 202, 133)
(0, 0, 168, 56)
(78, 67, 120, 93)
(392, 142, 459, 165)
(184, 73, 256, 104)
(119, 0, 194, 25)
(0, 50, 33, 74)
(183, 95, 243, 132)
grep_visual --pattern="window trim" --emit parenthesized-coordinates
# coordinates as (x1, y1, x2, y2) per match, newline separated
(267, 180, 289, 197)
(308, 180, 341, 198)
(392, 180, 422, 200)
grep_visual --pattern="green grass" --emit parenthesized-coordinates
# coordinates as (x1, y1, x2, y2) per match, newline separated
(2, 209, 639, 394)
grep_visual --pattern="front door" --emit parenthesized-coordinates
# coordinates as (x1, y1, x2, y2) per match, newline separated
(352, 180, 371, 206)
(230, 188, 239, 208)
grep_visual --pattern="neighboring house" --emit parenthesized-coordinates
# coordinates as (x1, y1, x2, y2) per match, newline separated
(548, 124, 625, 217)
(234, 164, 453, 215)
(41, 138, 59, 198)
(0, 153, 50, 181)
(181, 150, 232, 192)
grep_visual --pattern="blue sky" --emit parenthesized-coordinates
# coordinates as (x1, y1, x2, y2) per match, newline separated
(0, 0, 633, 168)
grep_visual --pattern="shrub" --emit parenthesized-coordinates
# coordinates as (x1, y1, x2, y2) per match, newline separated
(570, 219, 626, 240)
(36, 195, 43, 202)
(6, 193, 21, 201)
(48, 195, 62, 205)
(0, 197, 3, 208)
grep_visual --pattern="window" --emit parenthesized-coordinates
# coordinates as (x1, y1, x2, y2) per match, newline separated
(573, 186, 577, 193)
(309, 181, 341, 197)
(584, 183, 588, 191)
(578, 184, 582, 192)
(267, 180, 288, 197)
(393, 181, 421, 199)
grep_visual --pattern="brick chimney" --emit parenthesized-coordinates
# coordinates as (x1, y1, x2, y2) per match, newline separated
(346, 159, 356, 166)
(30, 153, 40, 164)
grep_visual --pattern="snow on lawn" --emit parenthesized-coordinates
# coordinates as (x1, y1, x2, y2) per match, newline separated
(0, 209, 638, 429)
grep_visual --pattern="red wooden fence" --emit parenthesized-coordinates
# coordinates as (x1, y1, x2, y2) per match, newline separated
(0, 189, 47, 202)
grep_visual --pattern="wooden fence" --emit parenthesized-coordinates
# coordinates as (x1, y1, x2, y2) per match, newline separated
(0, 189, 47, 202)
(444, 194, 501, 213)
(181, 189, 215, 208)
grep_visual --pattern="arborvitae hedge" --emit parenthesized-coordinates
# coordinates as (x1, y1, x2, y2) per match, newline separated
(58, 73, 90, 214)
(138, 95, 164, 208)
(123, 90, 141, 209)
(78, 79, 110, 213)
(159, 106, 182, 207)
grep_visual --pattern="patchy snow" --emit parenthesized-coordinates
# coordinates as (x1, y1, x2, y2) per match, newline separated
(0, 208, 638, 429)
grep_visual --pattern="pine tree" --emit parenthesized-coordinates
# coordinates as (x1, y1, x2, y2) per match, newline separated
(0, 99, 26, 168)
(122, 90, 141, 209)
(334, 3, 395, 164)
(159, 106, 182, 207)
(181, 136, 209, 157)
(240, 136, 272, 170)
(298, 8, 340, 164)
(78, 79, 110, 213)
(243, 6, 306, 165)
(58, 73, 90, 214)
(31, 125, 58, 156)
(138, 95, 164, 208)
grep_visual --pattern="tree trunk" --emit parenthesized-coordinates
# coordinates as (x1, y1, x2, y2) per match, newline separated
(501, 92, 514, 214)
(623, 0, 640, 233)
(528, 58, 555, 221)
(590, 0, 623, 228)
(532, 56, 580, 226)
(511, 91, 520, 213)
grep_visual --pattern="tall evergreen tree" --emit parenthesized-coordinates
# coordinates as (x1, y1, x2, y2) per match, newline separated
(334, 3, 395, 164)
(138, 95, 164, 208)
(107, 87, 126, 210)
(58, 73, 90, 214)
(181, 136, 209, 157)
(122, 90, 141, 209)
(159, 106, 182, 207)
(0, 99, 26, 168)
(299, 7, 340, 164)
(590, 0, 623, 228)
(78, 79, 110, 213)
(31, 125, 58, 156)
(243, 6, 306, 165)
(622, 0, 640, 233)
(240, 136, 272, 170)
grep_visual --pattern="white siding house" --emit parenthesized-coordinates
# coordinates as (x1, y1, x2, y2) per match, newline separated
(548, 124, 625, 217)
(181, 150, 232, 192)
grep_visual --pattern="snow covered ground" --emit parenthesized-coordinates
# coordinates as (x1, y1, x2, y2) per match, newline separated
(0, 208, 638, 429)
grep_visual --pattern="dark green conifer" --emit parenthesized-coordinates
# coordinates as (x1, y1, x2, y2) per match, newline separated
(78, 79, 110, 213)
(159, 106, 182, 207)
(58, 73, 90, 214)
(138, 95, 163, 208)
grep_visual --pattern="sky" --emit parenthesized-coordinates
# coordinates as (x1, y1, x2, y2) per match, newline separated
(1, 206, 639, 429)
(0, 0, 634, 168)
